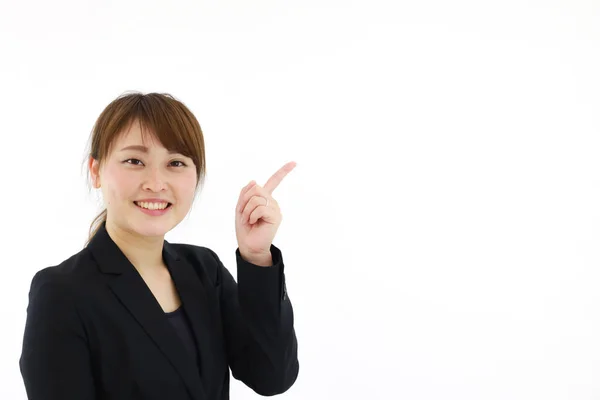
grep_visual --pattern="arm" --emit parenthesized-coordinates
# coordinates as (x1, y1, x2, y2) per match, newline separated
(20, 270, 96, 400)
(211, 244, 299, 396)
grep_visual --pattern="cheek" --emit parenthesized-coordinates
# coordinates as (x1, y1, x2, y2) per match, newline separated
(178, 174, 198, 203)
(103, 166, 137, 202)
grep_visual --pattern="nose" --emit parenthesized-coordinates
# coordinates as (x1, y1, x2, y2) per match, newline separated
(142, 165, 167, 192)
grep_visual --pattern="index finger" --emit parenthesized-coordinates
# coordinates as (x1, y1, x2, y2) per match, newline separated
(264, 161, 297, 194)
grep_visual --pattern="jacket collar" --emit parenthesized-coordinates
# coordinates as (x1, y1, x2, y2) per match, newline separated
(87, 221, 180, 274)
(86, 222, 219, 400)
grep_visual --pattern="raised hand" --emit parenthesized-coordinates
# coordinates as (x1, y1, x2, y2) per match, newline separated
(235, 161, 296, 266)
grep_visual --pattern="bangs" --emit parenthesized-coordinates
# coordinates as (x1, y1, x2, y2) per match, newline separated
(120, 117, 193, 159)
(94, 93, 205, 181)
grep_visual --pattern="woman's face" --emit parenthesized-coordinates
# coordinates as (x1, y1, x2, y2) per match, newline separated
(89, 121, 197, 238)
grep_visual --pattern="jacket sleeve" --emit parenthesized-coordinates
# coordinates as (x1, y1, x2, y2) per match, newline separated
(20, 270, 96, 400)
(210, 244, 299, 396)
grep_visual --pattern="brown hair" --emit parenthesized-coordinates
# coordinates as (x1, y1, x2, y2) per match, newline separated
(82, 91, 206, 246)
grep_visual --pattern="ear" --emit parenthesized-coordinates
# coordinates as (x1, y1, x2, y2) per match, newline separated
(89, 156, 101, 188)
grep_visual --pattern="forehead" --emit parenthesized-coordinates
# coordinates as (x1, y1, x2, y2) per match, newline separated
(115, 122, 162, 147)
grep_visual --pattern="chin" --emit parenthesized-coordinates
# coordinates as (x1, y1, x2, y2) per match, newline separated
(125, 202, 182, 237)
(127, 219, 176, 238)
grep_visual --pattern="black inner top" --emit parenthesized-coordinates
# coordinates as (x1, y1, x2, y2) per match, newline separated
(165, 306, 201, 374)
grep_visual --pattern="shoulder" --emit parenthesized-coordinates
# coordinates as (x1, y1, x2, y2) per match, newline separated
(167, 242, 223, 265)
(25, 249, 97, 318)
(165, 242, 227, 285)
(27, 247, 97, 300)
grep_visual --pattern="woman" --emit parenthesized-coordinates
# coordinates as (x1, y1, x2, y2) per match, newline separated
(19, 92, 299, 400)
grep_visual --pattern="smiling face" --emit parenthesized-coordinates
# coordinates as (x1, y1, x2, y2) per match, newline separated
(89, 120, 198, 238)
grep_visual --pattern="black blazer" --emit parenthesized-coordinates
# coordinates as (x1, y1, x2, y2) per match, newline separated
(19, 222, 299, 400)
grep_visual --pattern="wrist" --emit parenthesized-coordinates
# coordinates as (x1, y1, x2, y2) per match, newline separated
(240, 249, 273, 267)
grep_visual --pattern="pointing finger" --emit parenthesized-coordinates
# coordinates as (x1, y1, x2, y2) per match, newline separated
(264, 161, 296, 194)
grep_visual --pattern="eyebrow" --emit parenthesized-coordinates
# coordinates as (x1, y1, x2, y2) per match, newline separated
(119, 145, 182, 155)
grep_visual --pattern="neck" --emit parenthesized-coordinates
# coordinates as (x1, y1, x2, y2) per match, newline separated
(105, 219, 166, 274)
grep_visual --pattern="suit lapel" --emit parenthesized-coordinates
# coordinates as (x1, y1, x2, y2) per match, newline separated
(163, 241, 225, 396)
(87, 222, 206, 400)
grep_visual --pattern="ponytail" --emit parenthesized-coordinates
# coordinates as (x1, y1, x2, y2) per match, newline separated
(85, 209, 107, 247)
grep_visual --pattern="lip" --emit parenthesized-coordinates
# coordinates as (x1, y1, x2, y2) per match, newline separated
(135, 198, 171, 203)
(134, 201, 172, 216)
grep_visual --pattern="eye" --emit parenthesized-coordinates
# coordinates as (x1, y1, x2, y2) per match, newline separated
(124, 158, 143, 166)
(123, 159, 187, 168)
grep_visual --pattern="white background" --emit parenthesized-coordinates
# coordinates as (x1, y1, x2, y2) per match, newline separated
(1, 0, 600, 399)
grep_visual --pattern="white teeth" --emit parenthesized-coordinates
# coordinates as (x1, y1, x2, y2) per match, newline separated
(136, 201, 168, 210)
